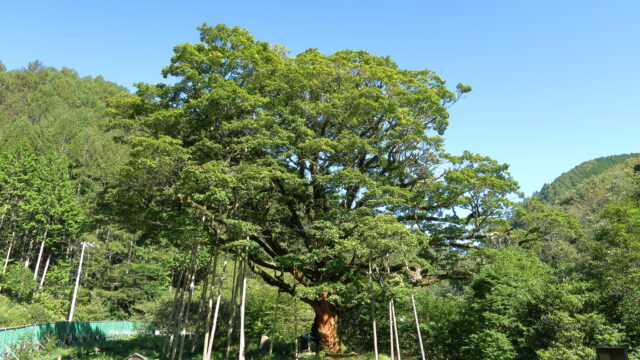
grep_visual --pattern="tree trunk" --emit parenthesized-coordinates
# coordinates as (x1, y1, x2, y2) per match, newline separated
(33, 228, 48, 280)
(311, 296, 340, 353)
(39, 254, 51, 289)
(3, 231, 15, 273)
(24, 232, 33, 268)
(0, 231, 15, 292)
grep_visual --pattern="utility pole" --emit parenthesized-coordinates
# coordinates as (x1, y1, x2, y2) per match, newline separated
(68, 241, 97, 322)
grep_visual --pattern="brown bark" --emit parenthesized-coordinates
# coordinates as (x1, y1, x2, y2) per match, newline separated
(311, 295, 340, 353)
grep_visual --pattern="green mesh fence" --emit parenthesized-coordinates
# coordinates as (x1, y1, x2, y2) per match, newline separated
(0, 321, 155, 359)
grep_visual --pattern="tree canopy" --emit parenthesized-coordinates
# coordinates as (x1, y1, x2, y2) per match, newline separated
(105, 24, 518, 350)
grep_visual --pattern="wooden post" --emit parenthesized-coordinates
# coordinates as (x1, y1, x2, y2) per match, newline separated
(391, 299, 401, 360)
(177, 244, 199, 360)
(238, 256, 248, 360)
(204, 255, 229, 360)
(403, 258, 426, 360)
(224, 257, 242, 360)
(411, 294, 426, 360)
(389, 301, 395, 360)
(193, 250, 217, 353)
(368, 259, 379, 360)
(163, 268, 185, 357)
(68, 242, 86, 322)
(293, 284, 299, 360)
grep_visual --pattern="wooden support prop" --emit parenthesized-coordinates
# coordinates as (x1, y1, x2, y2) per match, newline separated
(368, 259, 379, 360)
(204, 254, 228, 360)
(238, 250, 248, 360)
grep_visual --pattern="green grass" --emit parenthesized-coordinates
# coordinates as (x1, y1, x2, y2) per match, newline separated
(24, 335, 379, 359)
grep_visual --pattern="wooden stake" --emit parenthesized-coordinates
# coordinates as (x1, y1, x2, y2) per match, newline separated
(163, 267, 186, 357)
(238, 253, 248, 360)
(389, 301, 395, 360)
(204, 254, 229, 360)
(225, 256, 243, 360)
(177, 244, 198, 360)
(193, 250, 216, 353)
(368, 259, 379, 360)
(68, 242, 86, 322)
(391, 299, 401, 360)
(404, 258, 426, 360)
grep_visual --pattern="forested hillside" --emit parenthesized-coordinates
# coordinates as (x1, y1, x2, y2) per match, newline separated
(0, 62, 175, 324)
(535, 153, 640, 204)
(2, 25, 640, 360)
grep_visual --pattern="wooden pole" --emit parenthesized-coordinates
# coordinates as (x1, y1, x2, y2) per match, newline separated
(164, 267, 186, 356)
(177, 244, 199, 360)
(171, 247, 198, 360)
(293, 283, 299, 360)
(238, 253, 248, 360)
(225, 257, 242, 360)
(389, 301, 395, 360)
(68, 242, 86, 322)
(411, 294, 426, 360)
(193, 250, 217, 353)
(391, 299, 401, 360)
(204, 255, 229, 360)
(404, 257, 426, 360)
(368, 259, 379, 360)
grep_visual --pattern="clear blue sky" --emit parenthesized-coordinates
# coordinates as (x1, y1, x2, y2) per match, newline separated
(2, 0, 639, 196)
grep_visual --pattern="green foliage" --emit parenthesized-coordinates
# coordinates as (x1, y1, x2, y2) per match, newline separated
(6, 26, 640, 360)
(245, 278, 313, 344)
(587, 201, 640, 347)
(105, 27, 518, 352)
(0, 264, 38, 302)
(0, 295, 62, 326)
(452, 248, 622, 360)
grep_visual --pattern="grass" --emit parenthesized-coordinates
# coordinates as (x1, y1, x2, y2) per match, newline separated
(22, 335, 380, 359)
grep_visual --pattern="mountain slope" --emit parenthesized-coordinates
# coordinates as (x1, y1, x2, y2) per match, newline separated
(535, 153, 640, 204)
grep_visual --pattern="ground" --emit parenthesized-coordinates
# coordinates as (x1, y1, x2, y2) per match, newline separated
(31, 335, 379, 359)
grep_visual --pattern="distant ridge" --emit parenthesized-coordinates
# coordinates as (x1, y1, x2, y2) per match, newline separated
(534, 153, 640, 204)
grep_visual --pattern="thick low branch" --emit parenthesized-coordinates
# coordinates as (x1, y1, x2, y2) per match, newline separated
(247, 261, 295, 296)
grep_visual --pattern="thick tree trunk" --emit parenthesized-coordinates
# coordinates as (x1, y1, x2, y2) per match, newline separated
(311, 296, 340, 353)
